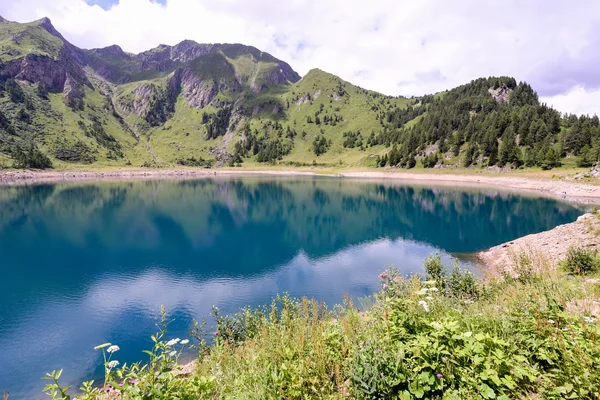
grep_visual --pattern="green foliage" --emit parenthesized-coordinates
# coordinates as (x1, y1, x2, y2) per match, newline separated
(202, 108, 231, 140)
(560, 246, 600, 275)
(78, 117, 123, 158)
(12, 144, 53, 169)
(175, 156, 214, 168)
(422, 152, 438, 168)
(312, 135, 330, 156)
(44, 255, 600, 399)
(498, 126, 522, 166)
(342, 130, 365, 149)
(4, 79, 25, 103)
(54, 141, 96, 163)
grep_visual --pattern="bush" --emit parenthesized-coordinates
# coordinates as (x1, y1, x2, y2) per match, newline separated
(423, 254, 481, 299)
(175, 156, 213, 168)
(12, 144, 53, 169)
(561, 246, 600, 275)
(55, 141, 96, 163)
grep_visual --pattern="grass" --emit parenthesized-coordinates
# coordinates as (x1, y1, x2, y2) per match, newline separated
(0, 20, 63, 62)
(42, 253, 600, 399)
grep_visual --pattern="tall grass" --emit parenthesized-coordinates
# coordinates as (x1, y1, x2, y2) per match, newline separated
(41, 254, 600, 399)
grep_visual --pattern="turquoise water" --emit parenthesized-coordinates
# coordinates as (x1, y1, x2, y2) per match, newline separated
(0, 177, 584, 398)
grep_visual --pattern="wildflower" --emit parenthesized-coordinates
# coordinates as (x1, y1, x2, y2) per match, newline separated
(383, 284, 388, 289)
(394, 276, 402, 284)
(429, 287, 439, 292)
(107, 360, 119, 369)
(442, 357, 446, 362)
(418, 300, 430, 312)
(437, 373, 443, 379)
(130, 379, 138, 385)
(181, 339, 190, 345)
(169, 350, 177, 357)
(380, 372, 384, 377)
(548, 319, 555, 324)
(214, 331, 219, 336)
(107, 345, 120, 353)
(377, 349, 382, 353)
(379, 271, 389, 280)
(166, 338, 181, 346)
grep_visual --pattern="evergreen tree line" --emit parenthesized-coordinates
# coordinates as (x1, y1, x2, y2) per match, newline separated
(233, 123, 294, 164)
(373, 77, 600, 170)
(202, 107, 232, 140)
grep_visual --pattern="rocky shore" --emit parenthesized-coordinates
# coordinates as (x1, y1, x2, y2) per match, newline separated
(478, 213, 600, 276)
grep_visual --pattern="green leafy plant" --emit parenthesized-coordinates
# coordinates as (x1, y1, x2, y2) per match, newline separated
(561, 246, 600, 275)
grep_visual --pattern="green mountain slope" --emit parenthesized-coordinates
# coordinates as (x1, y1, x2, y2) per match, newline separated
(0, 16, 597, 170)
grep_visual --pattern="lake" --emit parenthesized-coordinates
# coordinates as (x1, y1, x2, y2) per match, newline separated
(0, 176, 584, 398)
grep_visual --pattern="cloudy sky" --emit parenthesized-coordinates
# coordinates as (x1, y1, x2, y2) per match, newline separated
(1, 0, 599, 115)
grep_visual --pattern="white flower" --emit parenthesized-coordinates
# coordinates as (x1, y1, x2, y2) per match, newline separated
(418, 300, 430, 312)
(107, 360, 119, 369)
(166, 338, 181, 346)
(583, 316, 596, 323)
(180, 339, 189, 345)
(169, 351, 177, 357)
(548, 319, 555, 324)
(429, 287, 439, 292)
(107, 345, 120, 353)
(425, 296, 434, 300)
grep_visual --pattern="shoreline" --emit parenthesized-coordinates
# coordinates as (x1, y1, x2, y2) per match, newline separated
(478, 213, 600, 275)
(1, 168, 600, 204)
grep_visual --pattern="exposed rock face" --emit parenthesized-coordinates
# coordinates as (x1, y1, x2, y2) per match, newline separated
(0, 18, 90, 108)
(1, 15, 301, 139)
(62, 74, 84, 108)
(178, 66, 218, 109)
(488, 87, 512, 102)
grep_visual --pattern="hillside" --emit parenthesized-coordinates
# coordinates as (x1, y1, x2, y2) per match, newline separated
(0, 16, 598, 171)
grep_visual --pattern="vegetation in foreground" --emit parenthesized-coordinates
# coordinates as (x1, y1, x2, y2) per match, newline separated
(40, 251, 600, 400)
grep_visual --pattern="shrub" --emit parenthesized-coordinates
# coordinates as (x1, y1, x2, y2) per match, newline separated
(561, 246, 600, 275)
(175, 156, 213, 168)
(12, 144, 53, 169)
(55, 141, 96, 163)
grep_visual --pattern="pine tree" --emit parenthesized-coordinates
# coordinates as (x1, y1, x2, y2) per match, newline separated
(498, 126, 521, 166)
(577, 145, 594, 167)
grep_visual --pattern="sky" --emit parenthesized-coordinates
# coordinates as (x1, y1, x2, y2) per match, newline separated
(1, 0, 599, 115)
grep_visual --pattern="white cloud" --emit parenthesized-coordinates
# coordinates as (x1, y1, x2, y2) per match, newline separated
(1, 0, 600, 114)
(541, 86, 600, 117)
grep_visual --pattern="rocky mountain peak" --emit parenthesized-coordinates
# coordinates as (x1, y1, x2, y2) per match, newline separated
(36, 17, 64, 40)
(93, 44, 128, 58)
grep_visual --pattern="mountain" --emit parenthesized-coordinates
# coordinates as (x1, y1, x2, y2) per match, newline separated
(0, 16, 598, 170)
